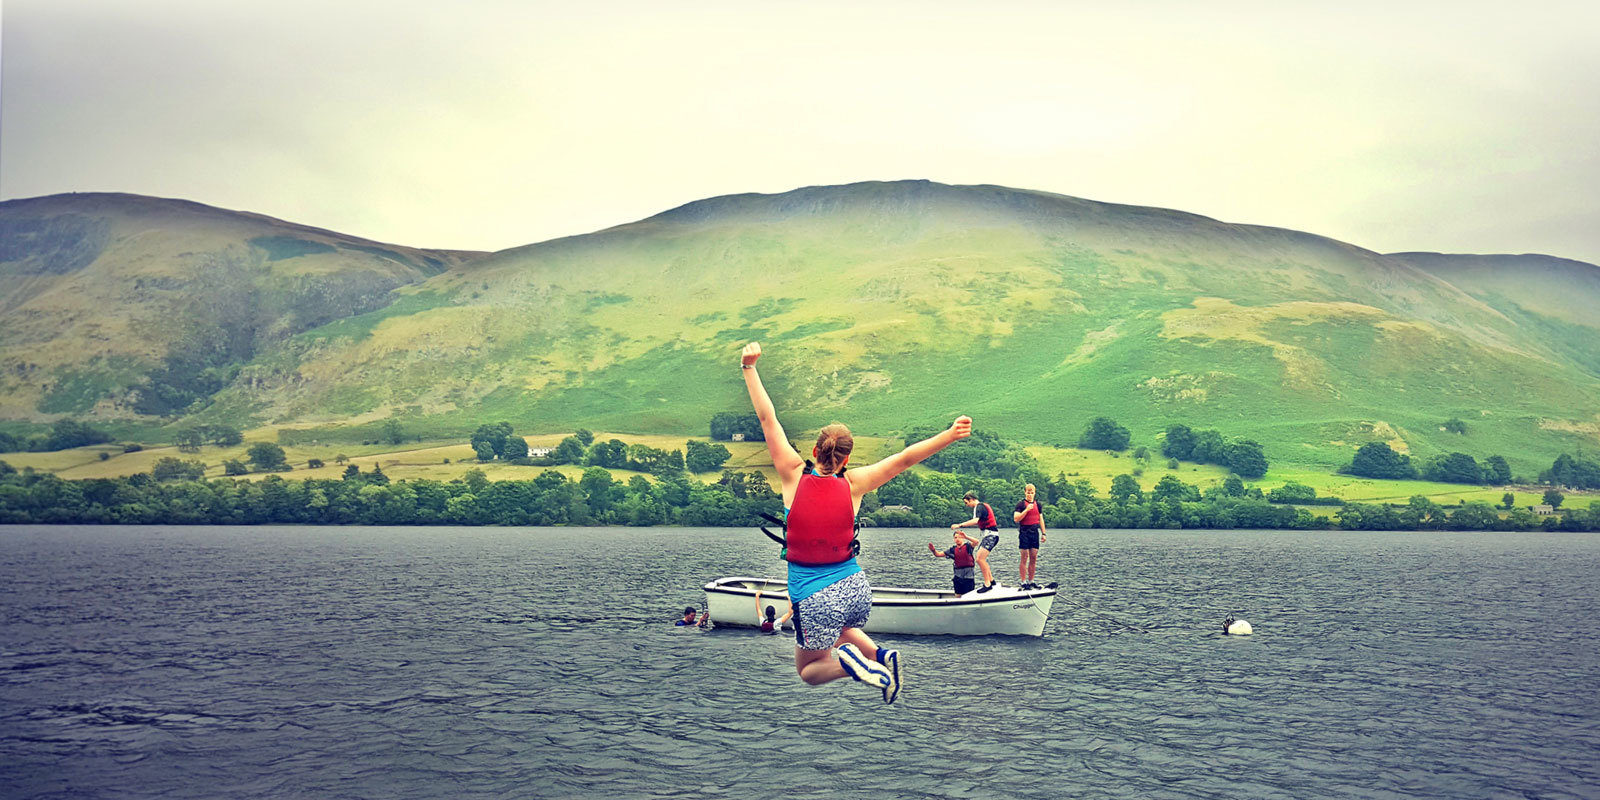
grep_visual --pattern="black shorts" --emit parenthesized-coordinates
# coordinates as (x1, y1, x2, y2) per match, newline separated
(953, 577, 975, 595)
(1018, 524, 1042, 550)
(977, 533, 1000, 552)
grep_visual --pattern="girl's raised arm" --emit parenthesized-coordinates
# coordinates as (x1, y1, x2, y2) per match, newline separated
(741, 343, 805, 489)
(848, 416, 971, 497)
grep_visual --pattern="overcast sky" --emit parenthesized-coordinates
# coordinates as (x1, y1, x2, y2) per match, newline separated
(4, 0, 1598, 263)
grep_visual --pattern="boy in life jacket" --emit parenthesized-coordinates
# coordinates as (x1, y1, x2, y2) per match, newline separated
(927, 530, 980, 594)
(1013, 483, 1048, 589)
(951, 491, 1001, 592)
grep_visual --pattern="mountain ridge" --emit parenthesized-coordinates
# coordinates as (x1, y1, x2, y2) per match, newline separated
(2, 181, 1596, 478)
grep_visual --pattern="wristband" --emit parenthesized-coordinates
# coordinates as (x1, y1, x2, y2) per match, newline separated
(741, 364, 754, 370)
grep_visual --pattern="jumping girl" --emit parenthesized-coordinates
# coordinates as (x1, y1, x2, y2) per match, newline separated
(741, 342, 971, 704)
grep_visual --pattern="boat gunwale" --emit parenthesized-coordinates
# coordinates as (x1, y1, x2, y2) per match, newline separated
(704, 577, 1056, 609)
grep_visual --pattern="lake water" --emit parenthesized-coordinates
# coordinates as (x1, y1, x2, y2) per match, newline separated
(2, 525, 1598, 799)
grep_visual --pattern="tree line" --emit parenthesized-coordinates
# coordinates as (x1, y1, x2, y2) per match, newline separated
(0, 420, 115, 453)
(469, 425, 735, 474)
(0, 460, 784, 527)
(864, 467, 1596, 531)
(1339, 442, 1594, 489)
(2, 456, 1595, 531)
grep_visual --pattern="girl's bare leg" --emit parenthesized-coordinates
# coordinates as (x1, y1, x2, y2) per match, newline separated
(836, 627, 880, 660)
(794, 627, 882, 685)
(795, 647, 847, 685)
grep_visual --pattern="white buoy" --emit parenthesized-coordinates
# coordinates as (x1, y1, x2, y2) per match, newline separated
(1223, 616, 1253, 636)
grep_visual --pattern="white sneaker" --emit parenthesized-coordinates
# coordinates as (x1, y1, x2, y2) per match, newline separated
(880, 648, 901, 705)
(837, 644, 890, 689)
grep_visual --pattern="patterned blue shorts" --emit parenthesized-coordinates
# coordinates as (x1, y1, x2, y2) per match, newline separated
(792, 571, 872, 651)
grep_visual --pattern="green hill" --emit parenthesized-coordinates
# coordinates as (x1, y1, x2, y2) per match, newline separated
(0, 193, 484, 419)
(2, 181, 1597, 479)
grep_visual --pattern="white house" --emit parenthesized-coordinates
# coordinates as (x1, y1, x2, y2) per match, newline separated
(731, 433, 745, 442)
(527, 446, 555, 458)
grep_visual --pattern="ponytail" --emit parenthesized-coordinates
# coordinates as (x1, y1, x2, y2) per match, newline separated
(813, 424, 854, 476)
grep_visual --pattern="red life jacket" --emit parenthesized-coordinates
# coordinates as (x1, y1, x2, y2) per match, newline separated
(950, 542, 974, 569)
(975, 503, 998, 530)
(1018, 500, 1041, 525)
(785, 470, 857, 566)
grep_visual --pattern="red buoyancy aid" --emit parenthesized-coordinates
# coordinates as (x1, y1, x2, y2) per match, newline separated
(950, 543, 975, 569)
(1018, 501, 1041, 525)
(975, 503, 998, 530)
(785, 471, 857, 566)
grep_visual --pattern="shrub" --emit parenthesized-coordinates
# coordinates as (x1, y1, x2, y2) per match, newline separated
(709, 412, 764, 442)
(151, 457, 205, 482)
(1226, 440, 1269, 479)
(45, 419, 114, 451)
(1342, 442, 1418, 480)
(1162, 424, 1196, 460)
(685, 440, 733, 473)
(1268, 482, 1317, 504)
(246, 442, 289, 472)
(1422, 452, 1484, 485)
(1541, 453, 1600, 489)
(1079, 417, 1131, 451)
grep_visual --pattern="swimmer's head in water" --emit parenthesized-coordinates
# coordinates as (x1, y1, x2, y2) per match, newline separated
(682, 606, 696, 619)
(765, 605, 776, 620)
(812, 424, 853, 475)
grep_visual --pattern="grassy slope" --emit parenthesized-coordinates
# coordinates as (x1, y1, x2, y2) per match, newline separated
(4, 183, 1597, 485)
(205, 181, 1599, 480)
(0, 193, 483, 418)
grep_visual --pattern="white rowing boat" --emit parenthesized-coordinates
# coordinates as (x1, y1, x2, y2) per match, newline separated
(703, 576, 1056, 637)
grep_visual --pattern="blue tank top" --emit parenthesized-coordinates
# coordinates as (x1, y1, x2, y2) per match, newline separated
(787, 558, 862, 604)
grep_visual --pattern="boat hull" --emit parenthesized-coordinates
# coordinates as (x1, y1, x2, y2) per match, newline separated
(704, 576, 1054, 637)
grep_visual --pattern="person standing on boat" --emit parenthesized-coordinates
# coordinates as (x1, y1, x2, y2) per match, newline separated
(741, 341, 970, 704)
(927, 530, 979, 594)
(1013, 483, 1047, 589)
(952, 491, 1002, 592)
